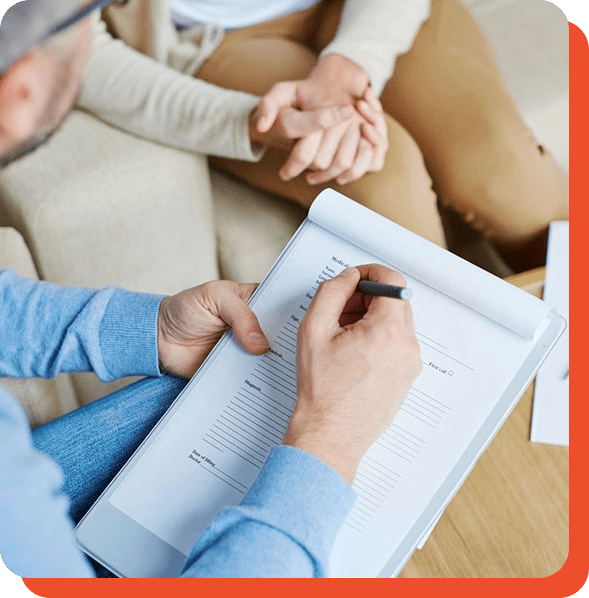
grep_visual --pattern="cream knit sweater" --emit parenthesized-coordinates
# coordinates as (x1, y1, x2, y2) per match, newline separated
(77, 0, 430, 161)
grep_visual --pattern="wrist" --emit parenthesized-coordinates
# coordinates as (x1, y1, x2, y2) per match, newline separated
(157, 297, 183, 376)
(284, 410, 363, 484)
(311, 54, 370, 98)
(157, 297, 170, 373)
(285, 434, 360, 485)
(248, 108, 264, 147)
(248, 107, 293, 152)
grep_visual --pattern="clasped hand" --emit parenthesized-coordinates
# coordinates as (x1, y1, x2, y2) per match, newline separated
(249, 54, 389, 186)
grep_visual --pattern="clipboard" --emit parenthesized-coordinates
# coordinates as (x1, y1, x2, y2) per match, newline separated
(74, 190, 565, 578)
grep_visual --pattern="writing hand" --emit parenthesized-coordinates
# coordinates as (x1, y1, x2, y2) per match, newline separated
(284, 264, 422, 483)
(158, 281, 269, 379)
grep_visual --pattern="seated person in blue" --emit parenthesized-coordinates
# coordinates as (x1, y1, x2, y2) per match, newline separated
(0, 0, 421, 578)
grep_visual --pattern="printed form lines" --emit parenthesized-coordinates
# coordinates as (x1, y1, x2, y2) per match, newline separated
(235, 391, 290, 427)
(399, 388, 451, 428)
(262, 355, 296, 381)
(218, 414, 273, 449)
(204, 432, 262, 468)
(418, 339, 475, 372)
(250, 374, 296, 402)
(254, 364, 296, 397)
(197, 462, 247, 495)
(239, 387, 291, 420)
(346, 456, 402, 532)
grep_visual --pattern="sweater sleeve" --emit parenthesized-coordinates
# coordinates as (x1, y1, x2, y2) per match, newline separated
(1, 401, 354, 579)
(181, 446, 356, 577)
(76, 15, 264, 162)
(0, 387, 94, 578)
(320, 0, 431, 96)
(0, 269, 162, 381)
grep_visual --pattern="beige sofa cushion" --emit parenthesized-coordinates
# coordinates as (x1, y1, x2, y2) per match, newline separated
(0, 110, 219, 295)
(211, 169, 306, 284)
(0, 228, 79, 427)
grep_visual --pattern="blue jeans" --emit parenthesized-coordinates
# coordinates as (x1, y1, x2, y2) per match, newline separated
(32, 376, 187, 576)
(33, 376, 187, 525)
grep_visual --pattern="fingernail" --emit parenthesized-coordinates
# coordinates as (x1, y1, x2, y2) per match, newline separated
(279, 171, 289, 181)
(341, 267, 357, 276)
(250, 332, 269, 349)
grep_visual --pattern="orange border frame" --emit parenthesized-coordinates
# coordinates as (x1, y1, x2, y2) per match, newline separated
(19, 21, 588, 598)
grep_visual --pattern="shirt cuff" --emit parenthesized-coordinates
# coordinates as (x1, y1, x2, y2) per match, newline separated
(99, 288, 164, 379)
(241, 445, 356, 555)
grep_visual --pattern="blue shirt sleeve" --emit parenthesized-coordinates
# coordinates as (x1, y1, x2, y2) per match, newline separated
(181, 446, 356, 577)
(0, 269, 163, 381)
(0, 386, 94, 578)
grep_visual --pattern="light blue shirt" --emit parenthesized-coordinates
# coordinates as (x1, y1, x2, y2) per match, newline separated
(0, 269, 355, 577)
(170, 0, 319, 30)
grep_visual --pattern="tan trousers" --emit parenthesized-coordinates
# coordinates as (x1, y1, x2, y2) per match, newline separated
(197, 0, 569, 252)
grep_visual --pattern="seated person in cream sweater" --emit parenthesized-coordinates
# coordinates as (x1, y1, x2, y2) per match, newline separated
(77, 0, 568, 270)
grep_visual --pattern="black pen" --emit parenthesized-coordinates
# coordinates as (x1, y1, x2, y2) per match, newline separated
(357, 280, 412, 300)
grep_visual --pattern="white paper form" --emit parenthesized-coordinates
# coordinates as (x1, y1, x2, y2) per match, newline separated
(531, 221, 569, 446)
(108, 190, 554, 576)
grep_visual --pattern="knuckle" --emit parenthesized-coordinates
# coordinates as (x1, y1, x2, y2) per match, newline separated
(345, 171, 359, 184)
(292, 149, 311, 168)
(315, 278, 342, 301)
(312, 156, 330, 171)
(276, 113, 293, 137)
(368, 264, 406, 287)
(317, 278, 337, 294)
(201, 280, 225, 303)
(271, 82, 286, 94)
(317, 111, 331, 129)
(385, 271, 407, 287)
(337, 156, 354, 170)
(203, 280, 221, 293)
(275, 112, 286, 129)
(290, 157, 307, 171)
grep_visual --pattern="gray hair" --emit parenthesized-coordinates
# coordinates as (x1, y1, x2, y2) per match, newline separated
(0, 0, 79, 75)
